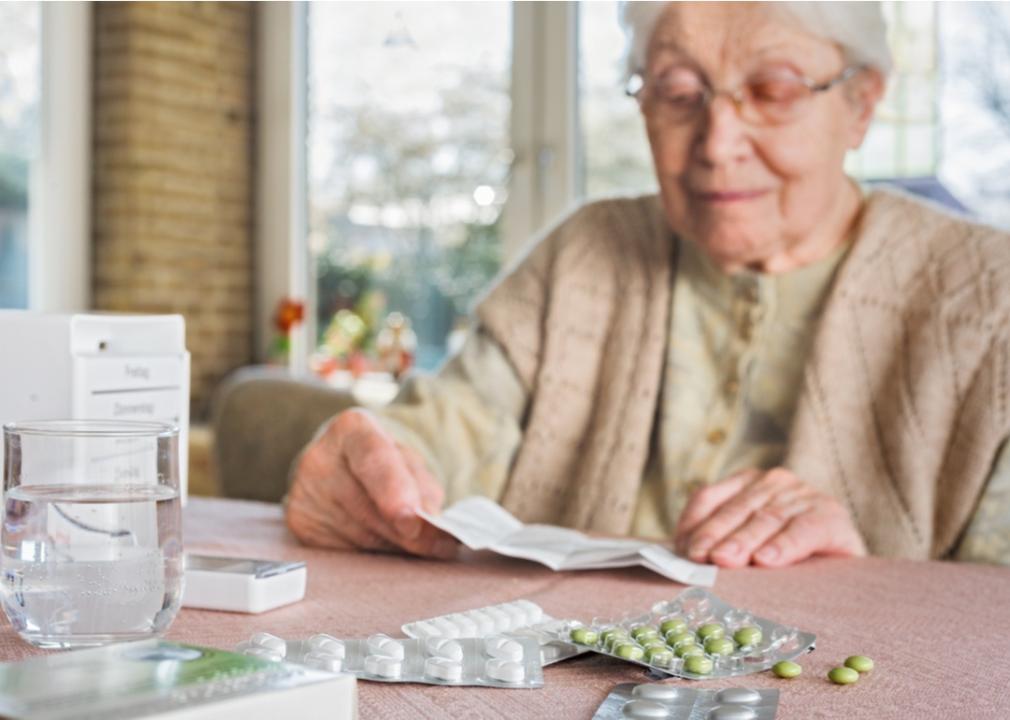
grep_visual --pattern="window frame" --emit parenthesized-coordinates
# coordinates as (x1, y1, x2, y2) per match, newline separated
(13, 2, 92, 312)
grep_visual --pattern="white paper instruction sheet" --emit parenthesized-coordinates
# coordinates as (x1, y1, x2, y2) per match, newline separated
(420, 496, 717, 586)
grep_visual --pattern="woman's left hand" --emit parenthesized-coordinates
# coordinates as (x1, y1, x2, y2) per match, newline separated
(673, 467, 866, 568)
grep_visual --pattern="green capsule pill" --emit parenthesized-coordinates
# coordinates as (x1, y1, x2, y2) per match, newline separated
(696, 623, 725, 641)
(615, 643, 645, 661)
(644, 646, 674, 666)
(569, 627, 599, 645)
(844, 655, 874, 673)
(666, 630, 696, 647)
(675, 643, 705, 658)
(828, 667, 860, 685)
(659, 617, 688, 636)
(704, 637, 735, 656)
(599, 628, 624, 644)
(684, 655, 714, 675)
(641, 639, 667, 652)
(733, 626, 763, 648)
(772, 660, 802, 679)
(602, 630, 629, 651)
(630, 625, 660, 642)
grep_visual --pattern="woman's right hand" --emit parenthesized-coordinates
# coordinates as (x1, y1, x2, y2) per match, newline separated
(285, 408, 458, 558)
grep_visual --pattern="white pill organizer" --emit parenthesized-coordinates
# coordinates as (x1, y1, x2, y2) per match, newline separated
(0, 311, 191, 499)
(183, 554, 308, 614)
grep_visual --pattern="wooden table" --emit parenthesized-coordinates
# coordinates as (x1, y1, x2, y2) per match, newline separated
(3, 498, 1009, 719)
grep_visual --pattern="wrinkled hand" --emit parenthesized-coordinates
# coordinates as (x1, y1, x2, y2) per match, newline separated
(673, 467, 866, 568)
(285, 408, 458, 558)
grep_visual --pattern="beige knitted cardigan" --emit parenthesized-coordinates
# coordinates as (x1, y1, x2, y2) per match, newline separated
(476, 190, 1010, 560)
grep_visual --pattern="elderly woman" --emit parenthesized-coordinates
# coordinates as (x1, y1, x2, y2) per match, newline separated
(286, 1, 1010, 568)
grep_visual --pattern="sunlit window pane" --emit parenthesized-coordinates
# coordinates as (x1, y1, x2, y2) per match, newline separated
(577, 0, 656, 200)
(0, 2, 39, 309)
(307, 2, 512, 373)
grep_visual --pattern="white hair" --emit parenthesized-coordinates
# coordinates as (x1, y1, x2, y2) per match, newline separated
(620, 1, 893, 78)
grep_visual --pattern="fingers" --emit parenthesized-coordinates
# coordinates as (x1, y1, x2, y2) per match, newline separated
(286, 408, 456, 559)
(754, 502, 867, 567)
(329, 459, 456, 558)
(709, 500, 808, 568)
(682, 469, 802, 563)
(674, 470, 759, 555)
(398, 443, 445, 515)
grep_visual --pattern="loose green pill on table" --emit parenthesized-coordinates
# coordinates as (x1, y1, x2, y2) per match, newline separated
(659, 617, 688, 636)
(616, 643, 645, 661)
(844, 655, 874, 673)
(733, 626, 763, 647)
(569, 627, 598, 645)
(684, 655, 714, 675)
(704, 637, 736, 656)
(772, 660, 802, 679)
(828, 666, 860, 685)
(696, 623, 725, 641)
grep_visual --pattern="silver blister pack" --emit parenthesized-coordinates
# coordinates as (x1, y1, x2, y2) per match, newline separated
(401, 598, 587, 666)
(238, 631, 544, 688)
(592, 682, 779, 720)
(561, 587, 815, 680)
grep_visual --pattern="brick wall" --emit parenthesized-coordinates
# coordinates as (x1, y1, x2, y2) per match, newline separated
(92, 2, 255, 419)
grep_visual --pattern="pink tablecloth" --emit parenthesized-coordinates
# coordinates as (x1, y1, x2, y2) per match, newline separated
(3, 497, 1009, 719)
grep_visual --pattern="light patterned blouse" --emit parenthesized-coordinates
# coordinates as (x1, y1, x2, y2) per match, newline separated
(377, 236, 1010, 564)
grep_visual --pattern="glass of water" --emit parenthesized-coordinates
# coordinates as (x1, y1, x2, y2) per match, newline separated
(2, 420, 183, 648)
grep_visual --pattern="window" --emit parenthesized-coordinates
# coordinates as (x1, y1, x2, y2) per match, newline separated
(265, 1, 1010, 373)
(575, 1, 1010, 230)
(0, 2, 40, 309)
(306, 2, 512, 372)
(577, 0, 655, 199)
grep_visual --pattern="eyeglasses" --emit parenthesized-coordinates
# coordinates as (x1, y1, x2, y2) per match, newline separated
(626, 65, 864, 126)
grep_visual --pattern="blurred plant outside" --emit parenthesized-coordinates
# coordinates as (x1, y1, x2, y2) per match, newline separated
(307, 3, 509, 377)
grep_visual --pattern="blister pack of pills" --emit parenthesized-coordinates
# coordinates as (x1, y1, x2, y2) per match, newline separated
(562, 587, 815, 680)
(592, 683, 779, 720)
(401, 599, 586, 666)
(238, 631, 544, 688)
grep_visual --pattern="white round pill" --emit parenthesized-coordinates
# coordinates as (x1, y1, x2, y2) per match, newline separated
(410, 621, 440, 639)
(708, 706, 757, 720)
(303, 652, 343, 673)
(632, 684, 683, 702)
(306, 634, 345, 658)
(500, 604, 529, 629)
(485, 658, 525, 683)
(425, 656, 464, 682)
(484, 636, 524, 662)
(514, 600, 543, 624)
(243, 647, 282, 663)
(465, 610, 496, 636)
(364, 654, 403, 679)
(249, 633, 286, 657)
(622, 700, 669, 718)
(431, 617, 461, 638)
(366, 634, 405, 660)
(485, 607, 511, 633)
(446, 613, 478, 637)
(425, 637, 464, 662)
(716, 688, 762, 705)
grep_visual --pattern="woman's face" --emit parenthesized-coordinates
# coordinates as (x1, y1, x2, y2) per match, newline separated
(641, 3, 883, 273)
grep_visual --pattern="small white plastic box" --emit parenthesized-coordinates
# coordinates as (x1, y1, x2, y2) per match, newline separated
(0, 311, 191, 499)
(183, 555, 308, 614)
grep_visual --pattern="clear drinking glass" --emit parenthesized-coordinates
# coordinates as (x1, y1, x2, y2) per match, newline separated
(1, 420, 183, 648)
